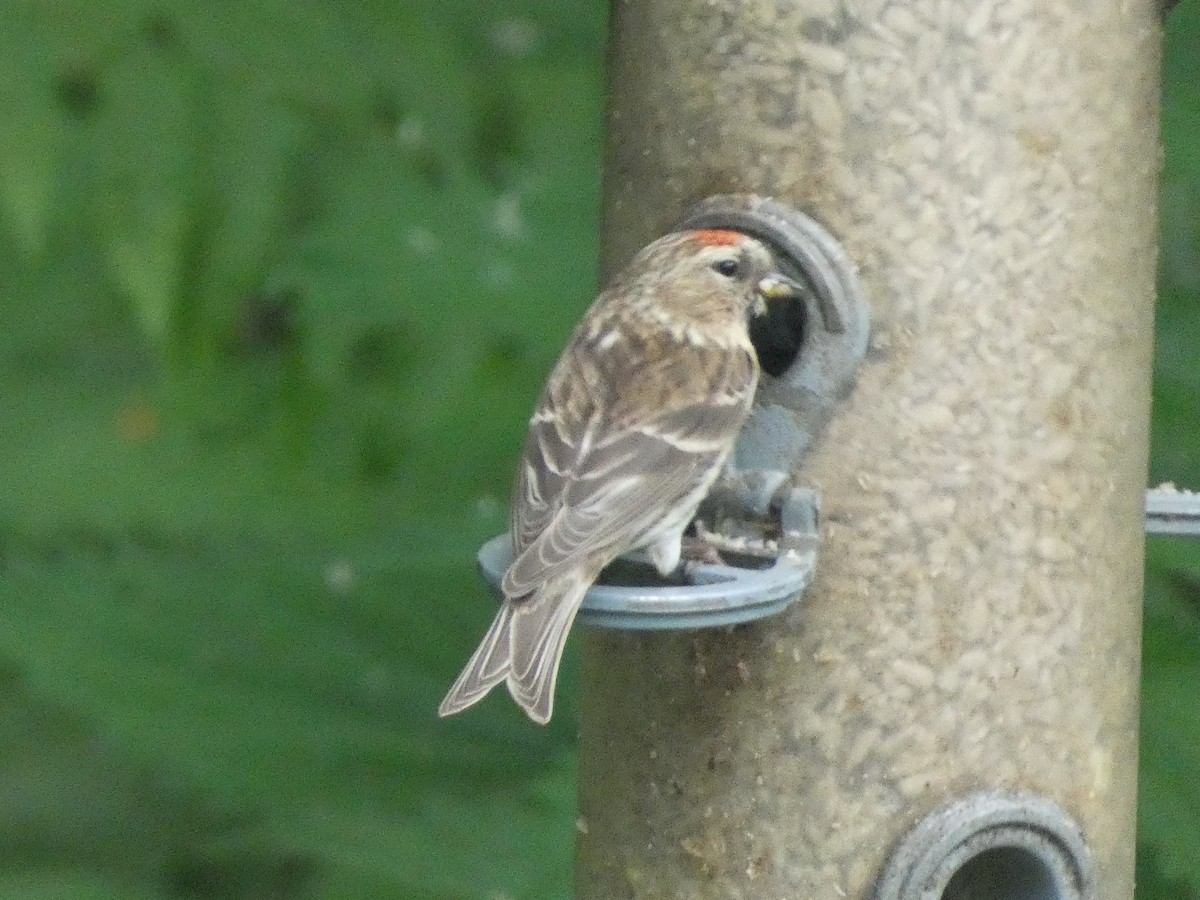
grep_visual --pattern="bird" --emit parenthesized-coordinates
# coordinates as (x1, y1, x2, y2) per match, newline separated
(438, 228, 803, 723)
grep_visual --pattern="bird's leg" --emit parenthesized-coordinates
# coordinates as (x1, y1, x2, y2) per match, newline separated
(647, 528, 725, 577)
(646, 530, 684, 576)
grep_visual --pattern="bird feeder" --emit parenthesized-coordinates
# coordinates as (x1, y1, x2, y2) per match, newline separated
(478, 195, 868, 629)
(571, 1, 1161, 898)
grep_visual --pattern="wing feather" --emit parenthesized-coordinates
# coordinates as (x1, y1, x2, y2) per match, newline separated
(503, 329, 757, 599)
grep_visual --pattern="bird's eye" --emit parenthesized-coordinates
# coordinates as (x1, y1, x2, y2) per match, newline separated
(713, 258, 740, 278)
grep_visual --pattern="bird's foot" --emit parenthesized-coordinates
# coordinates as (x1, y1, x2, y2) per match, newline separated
(679, 535, 728, 568)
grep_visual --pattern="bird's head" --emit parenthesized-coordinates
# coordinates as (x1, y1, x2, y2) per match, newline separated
(615, 228, 805, 354)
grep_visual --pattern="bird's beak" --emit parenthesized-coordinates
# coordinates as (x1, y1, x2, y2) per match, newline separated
(756, 273, 805, 303)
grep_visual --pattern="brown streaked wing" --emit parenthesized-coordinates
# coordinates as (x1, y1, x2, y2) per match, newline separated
(511, 326, 755, 544)
(502, 437, 718, 598)
(502, 389, 756, 599)
(504, 316, 758, 595)
(510, 359, 596, 554)
(510, 413, 578, 554)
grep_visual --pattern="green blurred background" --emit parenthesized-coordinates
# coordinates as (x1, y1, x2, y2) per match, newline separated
(0, 2, 1196, 898)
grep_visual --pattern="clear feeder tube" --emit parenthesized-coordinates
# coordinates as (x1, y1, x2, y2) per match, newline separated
(575, 1, 1160, 898)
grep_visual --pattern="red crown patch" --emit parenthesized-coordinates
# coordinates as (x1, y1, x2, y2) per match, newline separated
(691, 228, 744, 247)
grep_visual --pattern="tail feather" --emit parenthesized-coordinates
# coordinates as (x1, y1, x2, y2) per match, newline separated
(438, 575, 590, 724)
(508, 577, 588, 724)
(437, 602, 516, 718)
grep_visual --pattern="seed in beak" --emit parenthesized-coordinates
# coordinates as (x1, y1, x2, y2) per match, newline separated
(756, 274, 804, 302)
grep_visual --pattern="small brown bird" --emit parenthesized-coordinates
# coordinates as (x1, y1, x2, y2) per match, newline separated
(438, 228, 802, 723)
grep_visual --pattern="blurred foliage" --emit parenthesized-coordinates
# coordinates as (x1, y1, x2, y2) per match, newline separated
(0, 0, 1196, 897)
(0, 1, 600, 897)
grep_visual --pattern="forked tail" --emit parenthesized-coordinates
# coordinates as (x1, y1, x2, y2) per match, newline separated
(438, 575, 588, 724)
